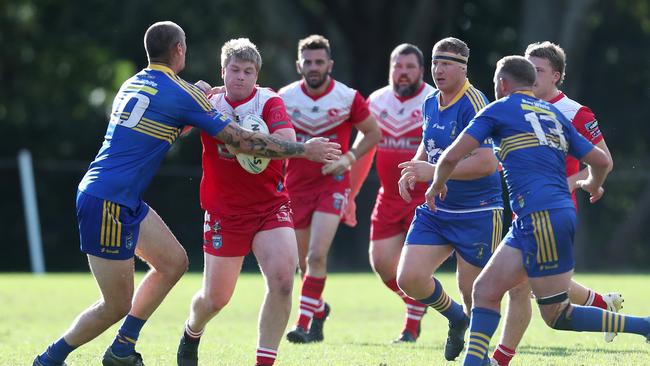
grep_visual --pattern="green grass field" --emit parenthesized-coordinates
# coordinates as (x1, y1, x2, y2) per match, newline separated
(1, 272, 649, 365)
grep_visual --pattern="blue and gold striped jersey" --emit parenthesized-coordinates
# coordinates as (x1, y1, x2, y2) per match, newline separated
(79, 64, 231, 210)
(464, 91, 594, 217)
(422, 80, 503, 212)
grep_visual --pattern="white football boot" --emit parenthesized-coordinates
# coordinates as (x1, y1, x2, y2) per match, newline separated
(603, 292, 624, 343)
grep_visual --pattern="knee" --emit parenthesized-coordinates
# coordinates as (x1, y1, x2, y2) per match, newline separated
(267, 272, 294, 299)
(396, 269, 421, 298)
(306, 251, 326, 269)
(204, 292, 231, 314)
(101, 298, 132, 322)
(508, 283, 532, 301)
(472, 276, 498, 305)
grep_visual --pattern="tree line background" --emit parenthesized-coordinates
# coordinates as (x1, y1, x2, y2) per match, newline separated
(2, 0, 649, 272)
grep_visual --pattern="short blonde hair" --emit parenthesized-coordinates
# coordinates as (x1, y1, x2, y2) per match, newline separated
(221, 38, 262, 71)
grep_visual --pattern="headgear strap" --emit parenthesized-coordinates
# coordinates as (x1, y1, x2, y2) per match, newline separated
(432, 51, 468, 65)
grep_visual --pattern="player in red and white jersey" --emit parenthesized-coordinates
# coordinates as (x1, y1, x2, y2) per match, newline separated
(490, 41, 617, 366)
(280, 35, 381, 343)
(346, 44, 435, 342)
(177, 39, 298, 366)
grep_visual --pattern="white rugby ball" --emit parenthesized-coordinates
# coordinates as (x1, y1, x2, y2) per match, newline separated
(234, 114, 271, 174)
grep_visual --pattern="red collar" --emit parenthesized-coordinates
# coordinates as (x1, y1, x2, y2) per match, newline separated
(300, 78, 335, 101)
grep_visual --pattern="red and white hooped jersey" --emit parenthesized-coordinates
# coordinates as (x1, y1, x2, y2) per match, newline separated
(279, 79, 370, 195)
(369, 83, 436, 199)
(550, 92, 604, 207)
(200, 87, 293, 215)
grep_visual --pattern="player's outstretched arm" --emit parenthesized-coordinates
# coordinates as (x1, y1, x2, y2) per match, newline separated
(214, 122, 341, 163)
(576, 145, 610, 203)
(568, 139, 613, 192)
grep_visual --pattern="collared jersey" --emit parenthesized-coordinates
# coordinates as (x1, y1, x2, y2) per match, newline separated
(279, 79, 370, 195)
(78, 64, 230, 210)
(369, 83, 436, 199)
(200, 87, 293, 215)
(464, 92, 595, 218)
(422, 80, 503, 212)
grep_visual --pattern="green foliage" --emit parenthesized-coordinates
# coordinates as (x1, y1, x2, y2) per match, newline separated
(2, 272, 650, 365)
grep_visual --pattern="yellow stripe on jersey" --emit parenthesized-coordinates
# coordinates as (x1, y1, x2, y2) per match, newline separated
(532, 212, 546, 263)
(470, 88, 487, 109)
(100, 201, 108, 247)
(162, 71, 213, 112)
(491, 209, 503, 253)
(125, 85, 159, 96)
(464, 90, 481, 113)
(465, 87, 486, 113)
(132, 118, 181, 144)
(521, 104, 557, 119)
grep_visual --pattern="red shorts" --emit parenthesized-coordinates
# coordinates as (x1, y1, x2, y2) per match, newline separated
(290, 188, 350, 229)
(203, 202, 294, 257)
(370, 193, 422, 241)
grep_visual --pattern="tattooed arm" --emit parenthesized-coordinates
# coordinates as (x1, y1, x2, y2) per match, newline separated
(214, 122, 341, 163)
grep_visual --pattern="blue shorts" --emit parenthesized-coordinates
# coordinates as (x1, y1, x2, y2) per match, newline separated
(76, 190, 150, 260)
(504, 208, 576, 278)
(405, 205, 504, 267)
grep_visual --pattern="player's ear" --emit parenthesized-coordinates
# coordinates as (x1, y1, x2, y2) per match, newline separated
(295, 60, 301, 74)
(328, 59, 334, 72)
(221, 67, 225, 80)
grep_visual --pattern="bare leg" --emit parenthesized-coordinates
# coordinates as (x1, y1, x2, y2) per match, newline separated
(253, 227, 298, 349)
(187, 254, 243, 332)
(130, 208, 189, 319)
(62, 256, 135, 346)
(369, 233, 406, 282)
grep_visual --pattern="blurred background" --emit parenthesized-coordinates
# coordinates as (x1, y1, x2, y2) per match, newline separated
(2, 0, 649, 273)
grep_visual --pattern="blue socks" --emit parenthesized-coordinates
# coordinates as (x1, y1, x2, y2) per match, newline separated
(566, 305, 650, 335)
(110, 315, 147, 357)
(463, 307, 501, 366)
(37, 337, 75, 365)
(418, 277, 467, 325)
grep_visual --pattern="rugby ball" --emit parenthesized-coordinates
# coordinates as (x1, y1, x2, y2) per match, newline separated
(233, 114, 271, 174)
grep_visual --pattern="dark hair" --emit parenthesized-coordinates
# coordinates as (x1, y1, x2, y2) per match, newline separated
(144, 21, 185, 62)
(432, 37, 470, 58)
(298, 34, 331, 59)
(525, 41, 566, 86)
(390, 43, 424, 68)
(496, 55, 537, 87)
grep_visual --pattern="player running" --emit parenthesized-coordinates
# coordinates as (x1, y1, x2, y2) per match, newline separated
(347, 43, 435, 342)
(281, 34, 381, 344)
(421, 55, 650, 366)
(489, 41, 619, 366)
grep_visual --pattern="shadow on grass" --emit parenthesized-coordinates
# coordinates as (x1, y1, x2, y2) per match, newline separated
(518, 345, 648, 356)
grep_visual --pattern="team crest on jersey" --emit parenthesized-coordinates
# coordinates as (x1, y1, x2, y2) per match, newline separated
(312, 105, 319, 113)
(327, 108, 340, 121)
(332, 192, 346, 210)
(380, 110, 388, 120)
(211, 220, 222, 249)
(474, 242, 488, 260)
(125, 232, 134, 250)
(449, 121, 458, 137)
(276, 205, 292, 223)
(292, 109, 301, 119)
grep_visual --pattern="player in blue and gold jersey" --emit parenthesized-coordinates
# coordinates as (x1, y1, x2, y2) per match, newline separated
(33, 21, 341, 366)
(396, 38, 527, 363)
(425, 55, 650, 366)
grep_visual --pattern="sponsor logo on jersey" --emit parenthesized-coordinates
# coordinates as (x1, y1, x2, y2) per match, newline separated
(585, 120, 601, 139)
(379, 136, 421, 150)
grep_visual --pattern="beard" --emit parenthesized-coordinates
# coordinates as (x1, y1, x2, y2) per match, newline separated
(304, 71, 329, 89)
(392, 79, 421, 97)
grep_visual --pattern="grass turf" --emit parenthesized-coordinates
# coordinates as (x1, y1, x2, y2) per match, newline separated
(1, 272, 649, 365)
